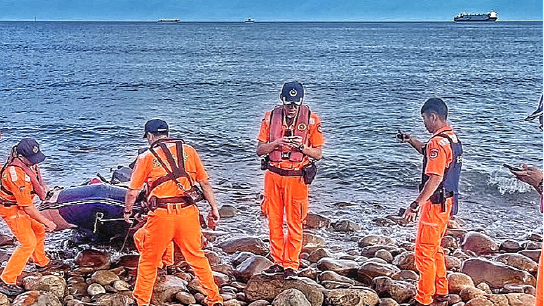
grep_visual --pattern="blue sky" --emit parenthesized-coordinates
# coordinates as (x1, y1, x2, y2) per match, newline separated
(0, 0, 542, 21)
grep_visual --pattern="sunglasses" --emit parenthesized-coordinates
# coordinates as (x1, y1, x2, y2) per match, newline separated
(282, 99, 302, 106)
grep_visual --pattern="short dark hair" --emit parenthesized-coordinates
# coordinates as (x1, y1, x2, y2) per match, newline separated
(421, 98, 448, 119)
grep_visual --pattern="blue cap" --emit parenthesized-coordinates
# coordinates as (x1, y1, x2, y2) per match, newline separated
(280, 82, 304, 104)
(143, 119, 169, 138)
(16, 138, 46, 164)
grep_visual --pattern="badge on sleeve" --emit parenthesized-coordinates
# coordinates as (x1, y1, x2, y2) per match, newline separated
(429, 148, 439, 159)
(317, 123, 323, 133)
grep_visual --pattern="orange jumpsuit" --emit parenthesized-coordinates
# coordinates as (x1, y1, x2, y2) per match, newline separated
(257, 109, 324, 270)
(129, 142, 222, 306)
(0, 165, 50, 284)
(414, 126, 458, 305)
(536, 195, 544, 306)
(133, 226, 174, 269)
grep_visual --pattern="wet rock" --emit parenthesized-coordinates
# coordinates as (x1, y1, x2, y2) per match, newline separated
(316, 258, 359, 277)
(214, 271, 231, 287)
(476, 282, 492, 294)
(384, 215, 410, 227)
(298, 267, 318, 280)
(332, 220, 361, 232)
(528, 233, 542, 242)
(12, 291, 62, 306)
(459, 286, 486, 301)
(205, 250, 222, 266)
(500, 239, 523, 253)
(234, 255, 274, 283)
(248, 300, 270, 306)
(392, 251, 416, 271)
(465, 293, 536, 306)
(271, 288, 311, 306)
(0, 234, 14, 246)
(323, 288, 380, 306)
(22, 275, 42, 291)
(358, 236, 395, 248)
(519, 249, 541, 263)
(522, 241, 542, 250)
(225, 300, 244, 306)
(302, 233, 326, 253)
(445, 228, 468, 241)
(461, 258, 536, 289)
(494, 253, 538, 274)
(90, 270, 120, 286)
(175, 291, 196, 304)
(445, 255, 462, 271)
(219, 237, 269, 255)
(357, 262, 400, 285)
(372, 276, 415, 304)
(308, 248, 331, 263)
(447, 272, 475, 294)
(29, 275, 67, 299)
(374, 250, 393, 263)
(74, 249, 111, 270)
(441, 235, 458, 250)
(112, 280, 131, 291)
(362, 245, 402, 258)
(87, 283, 106, 296)
(188, 277, 207, 296)
(232, 252, 255, 267)
(304, 213, 331, 229)
(0, 294, 7, 306)
(391, 270, 419, 282)
(501, 283, 536, 295)
(461, 232, 499, 256)
(245, 274, 324, 306)
(219, 204, 239, 218)
(151, 275, 188, 305)
(117, 254, 139, 268)
(451, 249, 471, 261)
(213, 264, 235, 278)
(94, 293, 133, 306)
(317, 271, 355, 285)
(377, 298, 398, 306)
(68, 282, 89, 297)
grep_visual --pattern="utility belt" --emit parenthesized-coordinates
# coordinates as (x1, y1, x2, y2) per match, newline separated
(429, 188, 454, 212)
(0, 198, 17, 207)
(261, 157, 318, 185)
(146, 195, 195, 212)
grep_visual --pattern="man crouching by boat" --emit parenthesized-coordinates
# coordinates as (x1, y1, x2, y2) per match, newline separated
(0, 138, 57, 296)
(124, 119, 223, 306)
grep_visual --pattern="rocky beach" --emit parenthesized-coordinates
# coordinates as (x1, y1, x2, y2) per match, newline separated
(0, 197, 539, 306)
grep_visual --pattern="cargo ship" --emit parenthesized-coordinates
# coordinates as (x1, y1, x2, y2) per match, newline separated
(157, 19, 180, 23)
(454, 11, 498, 22)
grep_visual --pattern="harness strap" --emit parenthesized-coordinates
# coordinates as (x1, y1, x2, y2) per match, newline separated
(266, 164, 304, 176)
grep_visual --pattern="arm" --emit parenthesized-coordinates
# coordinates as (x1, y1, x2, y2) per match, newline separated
(124, 188, 140, 223)
(403, 174, 443, 222)
(399, 132, 425, 155)
(257, 139, 286, 156)
(512, 164, 543, 194)
(199, 179, 220, 226)
(23, 204, 56, 232)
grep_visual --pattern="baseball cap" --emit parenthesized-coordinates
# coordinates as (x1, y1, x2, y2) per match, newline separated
(16, 138, 46, 164)
(525, 94, 543, 130)
(280, 82, 304, 105)
(143, 119, 169, 138)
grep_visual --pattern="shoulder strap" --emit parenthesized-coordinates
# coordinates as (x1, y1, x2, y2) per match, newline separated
(147, 140, 194, 193)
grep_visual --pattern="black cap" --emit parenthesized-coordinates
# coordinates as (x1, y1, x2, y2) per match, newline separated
(280, 81, 304, 104)
(143, 119, 169, 138)
(16, 138, 46, 165)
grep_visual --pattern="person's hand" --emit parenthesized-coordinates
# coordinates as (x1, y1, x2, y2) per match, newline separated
(207, 207, 220, 230)
(44, 220, 57, 232)
(124, 209, 133, 224)
(403, 201, 420, 223)
(396, 130, 412, 143)
(511, 163, 543, 192)
(286, 136, 303, 149)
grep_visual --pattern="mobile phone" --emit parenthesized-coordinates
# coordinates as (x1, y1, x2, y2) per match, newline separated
(396, 130, 407, 141)
(503, 164, 523, 172)
(398, 208, 406, 216)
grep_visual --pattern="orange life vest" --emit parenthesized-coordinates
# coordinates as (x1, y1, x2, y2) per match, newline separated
(268, 105, 311, 162)
(0, 158, 47, 201)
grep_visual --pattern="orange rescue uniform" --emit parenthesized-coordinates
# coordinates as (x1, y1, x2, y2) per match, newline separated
(536, 195, 544, 306)
(0, 165, 50, 284)
(257, 109, 324, 270)
(129, 143, 222, 306)
(415, 126, 457, 305)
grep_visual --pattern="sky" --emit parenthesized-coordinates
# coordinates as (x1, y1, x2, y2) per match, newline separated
(0, 0, 542, 21)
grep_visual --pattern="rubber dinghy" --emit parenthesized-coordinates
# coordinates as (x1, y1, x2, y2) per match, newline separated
(39, 184, 140, 241)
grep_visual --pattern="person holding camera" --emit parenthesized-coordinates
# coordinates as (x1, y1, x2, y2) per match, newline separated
(256, 81, 324, 279)
(399, 98, 463, 306)
(124, 119, 223, 306)
(506, 94, 543, 306)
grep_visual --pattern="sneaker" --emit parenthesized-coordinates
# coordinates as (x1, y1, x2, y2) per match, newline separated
(261, 264, 284, 276)
(283, 268, 298, 280)
(0, 282, 24, 296)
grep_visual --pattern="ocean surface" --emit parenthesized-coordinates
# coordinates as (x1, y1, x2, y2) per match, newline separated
(0, 21, 542, 246)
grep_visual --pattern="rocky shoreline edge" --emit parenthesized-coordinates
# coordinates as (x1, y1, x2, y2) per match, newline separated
(0, 207, 540, 306)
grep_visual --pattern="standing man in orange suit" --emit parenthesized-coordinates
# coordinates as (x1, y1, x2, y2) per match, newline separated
(257, 81, 324, 278)
(400, 98, 463, 306)
(124, 119, 223, 306)
(0, 138, 57, 296)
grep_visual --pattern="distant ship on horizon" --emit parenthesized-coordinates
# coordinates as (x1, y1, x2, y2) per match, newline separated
(157, 19, 180, 23)
(454, 11, 498, 22)
(244, 18, 255, 23)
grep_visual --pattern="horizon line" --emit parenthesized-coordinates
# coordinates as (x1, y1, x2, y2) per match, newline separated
(0, 19, 542, 22)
